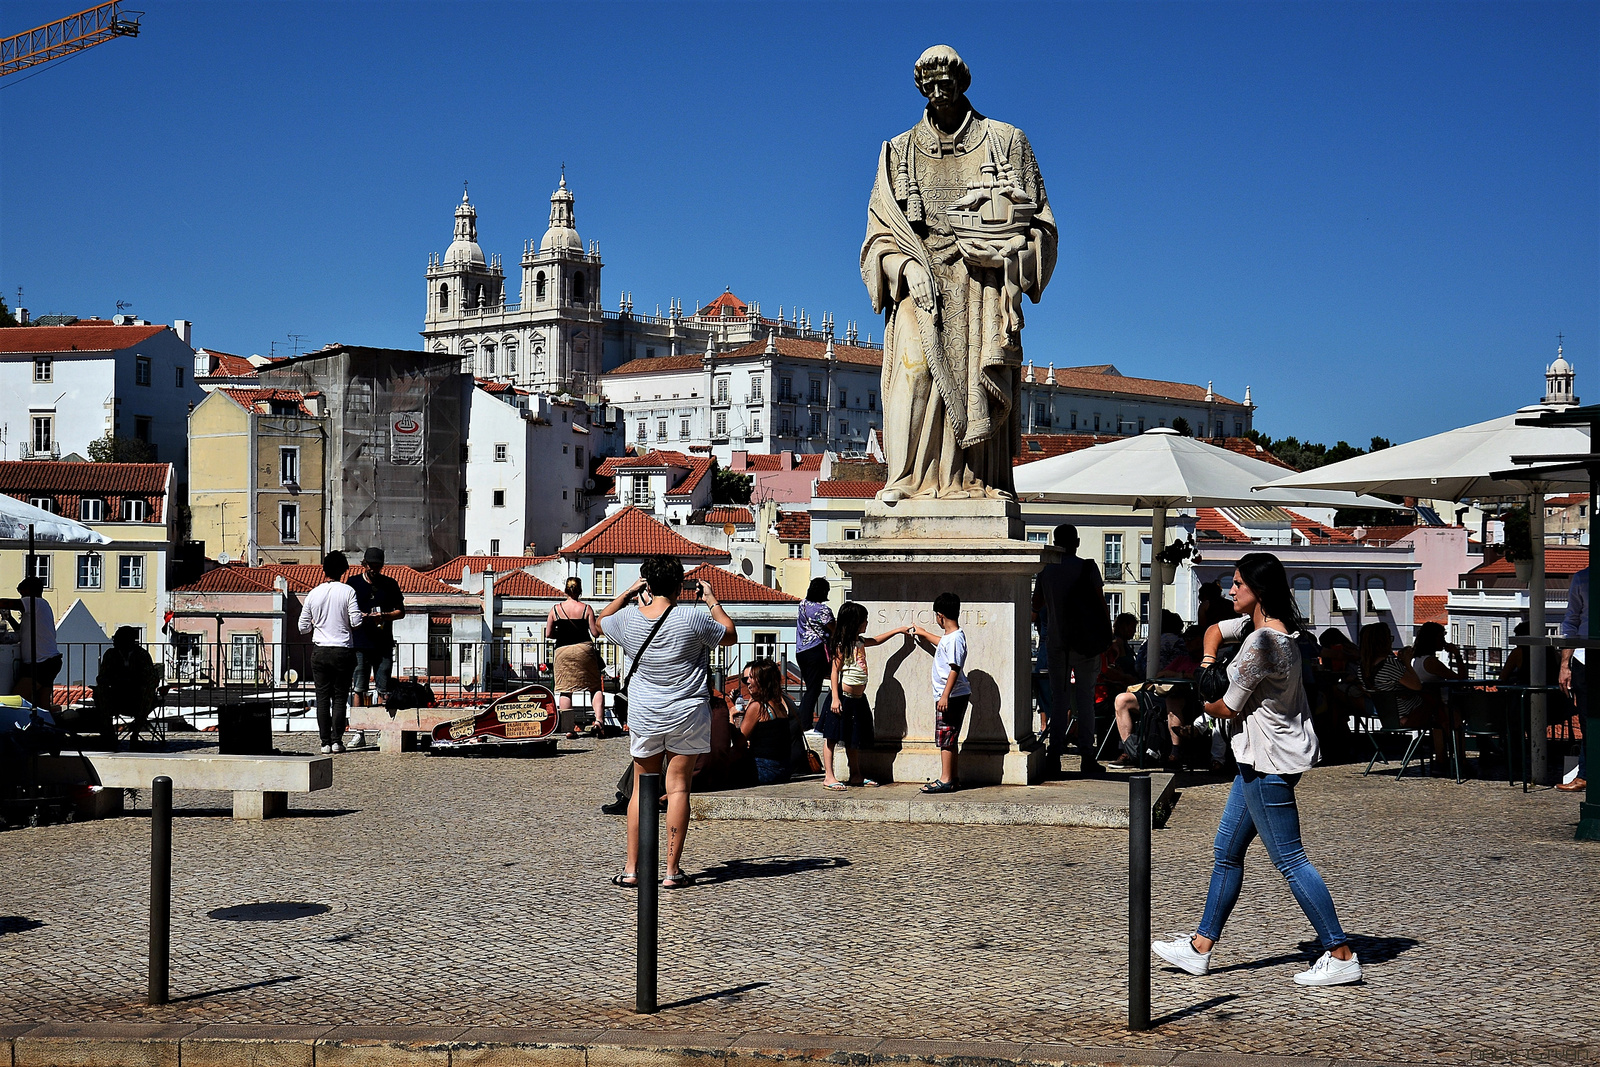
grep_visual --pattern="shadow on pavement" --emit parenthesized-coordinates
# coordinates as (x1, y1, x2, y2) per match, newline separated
(658, 982, 770, 1010)
(169, 975, 303, 1003)
(693, 855, 852, 884)
(1208, 932, 1419, 974)
(1151, 993, 1239, 1026)
(0, 916, 45, 936)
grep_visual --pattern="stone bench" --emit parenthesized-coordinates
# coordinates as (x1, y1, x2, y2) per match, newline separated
(348, 707, 462, 754)
(36, 751, 333, 820)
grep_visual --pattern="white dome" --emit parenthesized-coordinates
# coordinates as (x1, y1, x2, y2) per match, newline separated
(540, 226, 581, 253)
(446, 237, 486, 266)
(1550, 355, 1573, 375)
(540, 172, 582, 253)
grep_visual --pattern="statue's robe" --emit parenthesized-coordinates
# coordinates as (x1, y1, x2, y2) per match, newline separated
(861, 108, 1056, 500)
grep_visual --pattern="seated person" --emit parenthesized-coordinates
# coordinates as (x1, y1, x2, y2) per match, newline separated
(1316, 629, 1365, 759)
(1133, 610, 1188, 678)
(91, 626, 159, 750)
(737, 658, 794, 785)
(1357, 621, 1423, 726)
(1113, 624, 1205, 767)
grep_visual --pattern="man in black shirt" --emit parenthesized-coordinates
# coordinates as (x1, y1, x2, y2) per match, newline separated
(348, 547, 406, 726)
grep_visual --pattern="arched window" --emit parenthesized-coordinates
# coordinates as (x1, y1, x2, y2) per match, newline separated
(573, 271, 586, 303)
(535, 272, 546, 301)
(484, 343, 497, 376)
(504, 340, 518, 374)
(1331, 575, 1354, 616)
(1292, 575, 1313, 622)
(438, 284, 449, 312)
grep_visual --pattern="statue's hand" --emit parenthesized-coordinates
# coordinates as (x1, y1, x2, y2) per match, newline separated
(904, 261, 936, 312)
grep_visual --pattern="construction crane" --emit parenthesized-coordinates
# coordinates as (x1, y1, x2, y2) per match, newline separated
(1, 2, 141, 78)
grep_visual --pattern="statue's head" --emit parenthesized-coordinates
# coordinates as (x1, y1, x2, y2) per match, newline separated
(914, 45, 971, 115)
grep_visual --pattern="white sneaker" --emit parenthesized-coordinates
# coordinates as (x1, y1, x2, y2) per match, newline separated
(331, 742, 345, 753)
(1294, 950, 1362, 986)
(320, 744, 332, 754)
(1152, 934, 1211, 976)
(349, 731, 366, 748)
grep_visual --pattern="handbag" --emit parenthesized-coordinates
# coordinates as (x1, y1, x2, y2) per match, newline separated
(1196, 621, 1253, 704)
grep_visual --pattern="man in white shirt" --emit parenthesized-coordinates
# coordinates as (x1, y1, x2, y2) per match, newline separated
(298, 551, 363, 753)
(2, 576, 62, 710)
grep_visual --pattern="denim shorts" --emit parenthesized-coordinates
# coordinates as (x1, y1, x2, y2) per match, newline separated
(353, 648, 392, 695)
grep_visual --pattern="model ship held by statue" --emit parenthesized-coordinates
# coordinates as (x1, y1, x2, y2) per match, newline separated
(862, 44, 1057, 502)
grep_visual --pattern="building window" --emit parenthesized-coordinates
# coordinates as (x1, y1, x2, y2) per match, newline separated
(1034, 402, 1048, 426)
(868, 391, 876, 411)
(135, 356, 152, 386)
(494, 443, 508, 462)
(1102, 533, 1123, 573)
(680, 418, 690, 439)
(80, 498, 105, 522)
(1293, 576, 1313, 621)
(754, 632, 778, 660)
(484, 343, 497, 376)
(780, 377, 792, 400)
(1069, 411, 1077, 430)
(573, 271, 586, 303)
(838, 387, 848, 407)
(280, 502, 299, 543)
(34, 359, 51, 382)
(490, 539, 501, 555)
(1093, 413, 1101, 432)
(280, 446, 300, 484)
(632, 477, 651, 506)
(750, 415, 761, 436)
(780, 417, 790, 434)
(28, 495, 53, 513)
(789, 541, 806, 558)
(175, 366, 185, 388)
(28, 555, 50, 587)
(32, 415, 52, 455)
(1139, 593, 1150, 624)
(637, 421, 648, 442)
(715, 412, 727, 436)
(575, 445, 585, 469)
(1140, 535, 1152, 580)
(716, 377, 729, 403)
(119, 554, 145, 590)
(656, 419, 668, 440)
(535, 272, 546, 301)
(439, 284, 450, 312)
(1105, 591, 1123, 617)
(593, 557, 615, 597)
(844, 528, 862, 541)
(750, 378, 762, 402)
(645, 346, 656, 359)
(135, 416, 153, 445)
(838, 419, 848, 436)
(505, 342, 517, 373)
(809, 379, 822, 402)
(77, 554, 102, 589)
(492, 489, 506, 507)
(122, 498, 146, 522)
(809, 413, 821, 435)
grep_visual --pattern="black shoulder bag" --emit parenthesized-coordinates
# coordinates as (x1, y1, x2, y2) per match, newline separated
(616, 604, 674, 718)
(1196, 620, 1254, 704)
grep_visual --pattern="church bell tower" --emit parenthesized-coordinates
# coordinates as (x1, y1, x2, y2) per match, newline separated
(520, 172, 604, 394)
(425, 186, 504, 335)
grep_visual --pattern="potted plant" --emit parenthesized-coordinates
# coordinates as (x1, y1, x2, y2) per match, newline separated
(1502, 505, 1534, 582)
(1155, 536, 1197, 585)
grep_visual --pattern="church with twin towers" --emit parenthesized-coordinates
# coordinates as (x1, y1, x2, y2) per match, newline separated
(421, 175, 859, 401)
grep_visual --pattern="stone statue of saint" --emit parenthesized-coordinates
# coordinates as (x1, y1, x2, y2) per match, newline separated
(862, 45, 1057, 501)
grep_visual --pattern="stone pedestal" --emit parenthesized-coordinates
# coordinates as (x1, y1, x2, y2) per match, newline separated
(816, 497, 1054, 786)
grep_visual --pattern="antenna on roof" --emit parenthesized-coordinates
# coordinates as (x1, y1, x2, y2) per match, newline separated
(116, 300, 132, 312)
(288, 334, 308, 357)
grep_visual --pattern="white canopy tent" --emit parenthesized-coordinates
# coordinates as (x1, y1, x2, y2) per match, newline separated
(0, 494, 112, 546)
(1014, 429, 1401, 680)
(1263, 407, 1589, 782)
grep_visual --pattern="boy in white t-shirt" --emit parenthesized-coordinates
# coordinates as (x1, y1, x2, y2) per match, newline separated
(911, 592, 972, 793)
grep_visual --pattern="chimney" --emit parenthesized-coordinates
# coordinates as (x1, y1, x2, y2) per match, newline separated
(731, 449, 748, 471)
(482, 570, 496, 625)
(781, 449, 795, 471)
(16, 308, 27, 325)
(173, 320, 192, 346)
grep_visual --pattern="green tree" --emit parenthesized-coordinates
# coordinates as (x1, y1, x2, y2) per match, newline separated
(1369, 436, 1392, 452)
(1170, 416, 1192, 437)
(0, 297, 16, 328)
(712, 463, 752, 505)
(87, 434, 155, 463)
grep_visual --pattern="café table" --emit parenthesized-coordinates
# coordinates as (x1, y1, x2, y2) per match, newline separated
(1438, 679, 1565, 791)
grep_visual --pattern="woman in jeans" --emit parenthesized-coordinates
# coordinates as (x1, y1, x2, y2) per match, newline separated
(1153, 552, 1362, 987)
(599, 554, 736, 889)
(792, 579, 834, 770)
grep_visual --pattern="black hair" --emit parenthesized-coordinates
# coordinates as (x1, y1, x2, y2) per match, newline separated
(1053, 523, 1079, 550)
(1357, 622, 1394, 688)
(323, 551, 348, 580)
(834, 601, 869, 660)
(934, 592, 960, 621)
(640, 554, 684, 599)
(805, 577, 831, 603)
(16, 576, 43, 597)
(1115, 612, 1139, 632)
(1234, 552, 1300, 627)
(1414, 621, 1447, 657)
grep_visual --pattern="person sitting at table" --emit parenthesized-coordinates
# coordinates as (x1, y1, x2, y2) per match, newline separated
(1315, 629, 1365, 760)
(1113, 625, 1205, 769)
(1411, 621, 1469, 774)
(1357, 621, 1423, 724)
(1499, 621, 1560, 686)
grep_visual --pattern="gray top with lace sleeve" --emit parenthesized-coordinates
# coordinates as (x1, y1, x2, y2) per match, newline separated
(1221, 618, 1320, 775)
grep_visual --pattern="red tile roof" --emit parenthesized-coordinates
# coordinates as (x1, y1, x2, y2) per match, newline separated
(814, 480, 884, 499)
(425, 555, 557, 583)
(1545, 494, 1590, 508)
(1358, 525, 1421, 546)
(606, 335, 882, 376)
(170, 566, 279, 594)
(741, 452, 826, 471)
(1195, 508, 1250, 543)
(174, 564, 460, 596)
(1024, 363, 1245, 406)
(1014, 434, 1294, 469)
(1288, 513, 1355, 544)
(1470, 549, 1590, 577)
(0, 324, 169, 354)
(0, 461, 169, 495)
(559, 505, 730, 559)
(490, 571, 565, 599)
(703, 506, 754, 525)
(1414, 596, 1449, 625)
(201, 351, 259, 377)
(684, 563, 798, 604)
(775, 511, 811, 542)
(696, 291, 749, 318)
(596, 450, 714, 500)
(220, 388, 315, 416)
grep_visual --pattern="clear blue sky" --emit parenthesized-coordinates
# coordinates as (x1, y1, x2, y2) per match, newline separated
(2, 1, 1595, 445)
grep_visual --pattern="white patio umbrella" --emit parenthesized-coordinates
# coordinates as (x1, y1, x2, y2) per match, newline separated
(1014, 428, 1401, 680)
(0, 494, 112, 545)
(1262, 407, 1590, 783)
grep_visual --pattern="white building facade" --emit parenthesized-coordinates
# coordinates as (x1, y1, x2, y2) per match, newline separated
(1019, 363, 1255, 439)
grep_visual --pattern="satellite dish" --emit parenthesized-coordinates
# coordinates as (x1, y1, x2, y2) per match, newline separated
(217, 552, 231, 565)
(723, 523, 737, 536)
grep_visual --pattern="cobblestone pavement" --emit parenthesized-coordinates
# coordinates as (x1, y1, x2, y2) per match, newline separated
(2, 733, 1595, 1065)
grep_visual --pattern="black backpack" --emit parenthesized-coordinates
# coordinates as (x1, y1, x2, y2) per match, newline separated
(386, 678, 437, 710)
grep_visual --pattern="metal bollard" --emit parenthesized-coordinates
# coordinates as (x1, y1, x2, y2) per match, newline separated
(635, 771, 662, 1014)
(149, 775, 172, 1006)
(1128, 773, 1151, 1031)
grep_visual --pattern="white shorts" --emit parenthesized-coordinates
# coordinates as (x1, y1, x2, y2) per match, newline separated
(629, 713, 712, 759)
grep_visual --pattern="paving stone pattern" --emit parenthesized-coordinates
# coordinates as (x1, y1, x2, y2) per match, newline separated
(2, 734, 1595, 1065)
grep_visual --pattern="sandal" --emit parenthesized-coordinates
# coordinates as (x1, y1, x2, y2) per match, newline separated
(848, 778, 880, 788)
(822, 781, 848, 791)
(921, 780, 957, 794)
(661, 872, 693, 889)
(610, 873, 639, 888)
